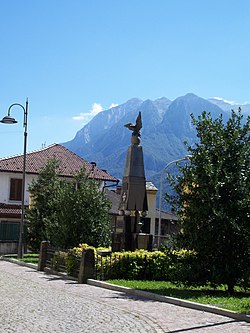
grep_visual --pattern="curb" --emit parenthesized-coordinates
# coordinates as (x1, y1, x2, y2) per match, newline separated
(0, 256, 38, 270)
(87, 279, 250, 323)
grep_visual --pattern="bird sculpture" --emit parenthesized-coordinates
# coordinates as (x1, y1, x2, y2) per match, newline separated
(124, 112, 142, 145)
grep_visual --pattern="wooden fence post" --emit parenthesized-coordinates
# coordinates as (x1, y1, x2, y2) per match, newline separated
(38, 241, 49, 271)
(78, 248, 95, 283)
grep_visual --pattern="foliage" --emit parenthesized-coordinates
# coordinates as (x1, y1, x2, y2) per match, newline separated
(167, 110, 250, 292)
(65, 244, 97, 276)
(26, 159, 61, 250)
(98, 248, 198, 281)
(48, 243, 110, 277)
(26, 159, 112, 250)
(46, 243, 197, 281)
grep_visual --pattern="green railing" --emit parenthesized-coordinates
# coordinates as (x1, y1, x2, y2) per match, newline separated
(0, 222, 20, 241)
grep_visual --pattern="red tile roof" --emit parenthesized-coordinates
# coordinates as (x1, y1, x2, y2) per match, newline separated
(0, 144, 118, 182)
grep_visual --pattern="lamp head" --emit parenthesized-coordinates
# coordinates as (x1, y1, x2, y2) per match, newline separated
(185, 155, 192, 160)
(0, 115, 18, 124)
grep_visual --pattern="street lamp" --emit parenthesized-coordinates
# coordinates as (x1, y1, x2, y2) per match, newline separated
(0, 99, 28, 258)
(157, 155, 191, 249)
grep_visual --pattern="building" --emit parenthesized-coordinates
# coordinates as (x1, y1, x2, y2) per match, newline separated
(0, 144, 118, 254)
(155, 209, 179, 246)
(106, 181, 158, 237)
(106, 181, 178, 249)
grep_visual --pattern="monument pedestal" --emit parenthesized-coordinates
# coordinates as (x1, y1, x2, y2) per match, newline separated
(112, 214, 153, 252)
(112, 230, 153, 252)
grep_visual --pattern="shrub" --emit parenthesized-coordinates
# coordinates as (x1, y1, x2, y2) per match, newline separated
(65, 243, 98, 276)
(100, 250, 172, 281)
(167, 249, 203, 285)
(51, 243, 111, 277)
(48, 244, 200, 284)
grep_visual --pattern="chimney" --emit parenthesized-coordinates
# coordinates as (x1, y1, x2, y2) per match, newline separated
(90, 162, 96, 171)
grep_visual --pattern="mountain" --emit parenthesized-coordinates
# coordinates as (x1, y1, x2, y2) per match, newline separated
(208, 97, 250, 116)
(208, 98, 234, 111)
(64, 98, 143, 158)
(63, 93, 237, 181)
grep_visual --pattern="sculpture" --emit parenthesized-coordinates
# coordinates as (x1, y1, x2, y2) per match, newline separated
(124, 111, 142, 145)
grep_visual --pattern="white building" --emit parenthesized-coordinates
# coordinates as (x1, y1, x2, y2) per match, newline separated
(0, 144, 118, 254)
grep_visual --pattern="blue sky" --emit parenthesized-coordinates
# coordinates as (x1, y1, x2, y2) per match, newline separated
(0, 0, 250, 158)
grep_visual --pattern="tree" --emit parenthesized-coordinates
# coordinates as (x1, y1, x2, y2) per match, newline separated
(26, 159, 61, 250)
(167, 110, 250, 292)
(26, 159, 112, 250)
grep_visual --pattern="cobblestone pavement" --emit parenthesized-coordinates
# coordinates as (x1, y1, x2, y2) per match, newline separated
(0, 261, 249, 333)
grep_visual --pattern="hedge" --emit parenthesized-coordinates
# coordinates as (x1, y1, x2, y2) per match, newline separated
(49, 244, 197, 282)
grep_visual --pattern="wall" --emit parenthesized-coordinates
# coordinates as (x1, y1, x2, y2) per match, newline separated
(0, 171, 104, 206)
(0, 171, 35, 205)
(146, 189, 157, 236)
(0, 241, 18, 255)
(0, 170, 105, 254)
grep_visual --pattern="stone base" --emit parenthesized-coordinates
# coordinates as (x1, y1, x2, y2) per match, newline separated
(112, 232, 152, 252)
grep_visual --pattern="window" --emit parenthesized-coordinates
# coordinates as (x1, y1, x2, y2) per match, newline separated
(9, 178, 23, 201)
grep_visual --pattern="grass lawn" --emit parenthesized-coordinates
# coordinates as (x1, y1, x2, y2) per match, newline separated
(4, 253, 39, 265)
(20, 253, 39, 264)
(107, 280, 250, 314)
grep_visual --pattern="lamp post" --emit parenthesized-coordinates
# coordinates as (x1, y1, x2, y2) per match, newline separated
(157, 155, 191, 249)
(0, 99, 28, 258)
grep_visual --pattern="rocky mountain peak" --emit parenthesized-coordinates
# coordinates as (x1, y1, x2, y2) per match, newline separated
(63, 93, 247, 180)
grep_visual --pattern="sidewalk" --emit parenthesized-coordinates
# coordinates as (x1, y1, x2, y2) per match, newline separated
(0, 260, 249, 332)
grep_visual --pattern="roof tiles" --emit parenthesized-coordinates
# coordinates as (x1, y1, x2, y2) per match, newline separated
(0, 144, 118, 182)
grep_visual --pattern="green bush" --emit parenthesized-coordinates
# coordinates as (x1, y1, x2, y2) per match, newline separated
(65, 249, 81, 277)
(100, 250, 172, 281)
(50, 243, 109, 277)
(48, 244, 200, 283)
(167, 249, 204, 285)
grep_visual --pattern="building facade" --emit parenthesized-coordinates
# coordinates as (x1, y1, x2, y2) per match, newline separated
(0, 144, 118, 254)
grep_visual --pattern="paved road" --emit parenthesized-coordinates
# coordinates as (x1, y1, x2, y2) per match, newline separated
(0, 261, 249, 333)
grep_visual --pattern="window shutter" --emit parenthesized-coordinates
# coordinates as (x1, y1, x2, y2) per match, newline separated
(9, 178, 23, 201)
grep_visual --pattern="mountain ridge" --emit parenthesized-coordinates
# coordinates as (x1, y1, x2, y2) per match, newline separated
(63, 93, 249, 180)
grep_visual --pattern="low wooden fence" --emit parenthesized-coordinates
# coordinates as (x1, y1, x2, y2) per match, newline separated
(38, 241, 95, 283)
(44, 246, 69, 273)
(95, 250, 112, 281)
